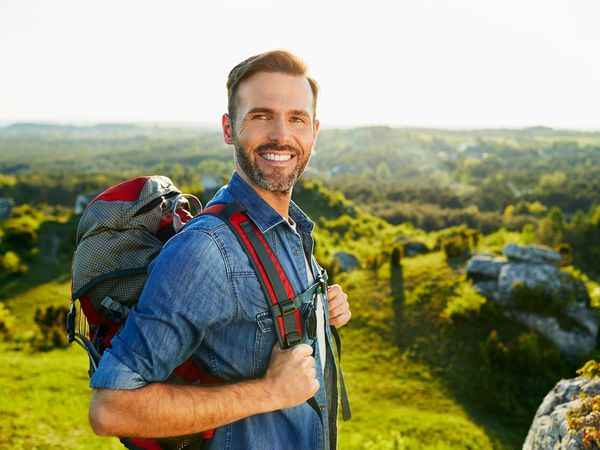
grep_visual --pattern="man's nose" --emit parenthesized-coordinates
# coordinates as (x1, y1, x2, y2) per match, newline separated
(267, 117, 290, 145)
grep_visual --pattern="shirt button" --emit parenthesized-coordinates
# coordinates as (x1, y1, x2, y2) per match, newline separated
(293, 248, 301, 256)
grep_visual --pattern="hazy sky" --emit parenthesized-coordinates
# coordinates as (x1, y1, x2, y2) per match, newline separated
(1, 0, 599, 129)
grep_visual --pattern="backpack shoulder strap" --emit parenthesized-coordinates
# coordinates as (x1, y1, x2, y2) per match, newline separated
(201, 201, 303, 349)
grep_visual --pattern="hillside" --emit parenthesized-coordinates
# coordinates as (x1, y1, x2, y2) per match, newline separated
(0, 124, 598, 448)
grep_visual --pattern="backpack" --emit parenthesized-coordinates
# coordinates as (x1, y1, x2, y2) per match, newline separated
(67, 175, 349, 450)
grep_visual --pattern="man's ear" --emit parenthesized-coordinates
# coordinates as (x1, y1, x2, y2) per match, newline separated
(222, 114, 234, 145)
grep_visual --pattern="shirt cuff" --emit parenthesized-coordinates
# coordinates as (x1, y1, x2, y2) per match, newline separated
(89, 351, 148, 390)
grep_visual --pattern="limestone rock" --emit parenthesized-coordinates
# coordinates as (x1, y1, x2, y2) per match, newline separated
(403, 241, 429, 257)
(509, 311, 597, 356)
(466, 243, 598, 358)
(333, 252, 360, 272)
(466, 254, 506, 279)
(503, 243, 561, 266)
(524, 376, 600, 449)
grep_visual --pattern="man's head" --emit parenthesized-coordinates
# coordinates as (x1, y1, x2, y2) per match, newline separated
(223, 50, 320, 194)
(226, 50, 319, 127)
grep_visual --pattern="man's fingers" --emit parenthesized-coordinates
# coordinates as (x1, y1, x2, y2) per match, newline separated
(327, 284, 343, 299)
(330, 310, 351, 328)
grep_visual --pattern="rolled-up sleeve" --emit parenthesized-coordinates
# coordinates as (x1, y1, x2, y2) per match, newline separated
(90, 226, 236, 389)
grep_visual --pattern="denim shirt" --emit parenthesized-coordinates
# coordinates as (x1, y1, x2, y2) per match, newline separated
(91, 171, 339, 450)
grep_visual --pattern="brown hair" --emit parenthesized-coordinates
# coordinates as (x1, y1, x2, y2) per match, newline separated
(226, 50, 319, 124)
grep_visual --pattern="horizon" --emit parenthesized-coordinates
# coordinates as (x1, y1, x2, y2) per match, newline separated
(1, 119, 600, 133)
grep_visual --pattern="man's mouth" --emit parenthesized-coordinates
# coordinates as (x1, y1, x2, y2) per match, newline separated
(261, 153, 292, 162)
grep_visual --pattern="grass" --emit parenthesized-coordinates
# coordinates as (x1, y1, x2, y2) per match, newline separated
(0, 248, 576, 449)
(0, 343, 121, 450)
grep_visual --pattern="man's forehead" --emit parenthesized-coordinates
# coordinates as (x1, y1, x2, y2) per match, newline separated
(236, 72, 314, 114)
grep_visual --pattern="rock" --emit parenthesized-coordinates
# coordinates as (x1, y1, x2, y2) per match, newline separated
(333, 252, 360, 272)
(467, 242, 598, 358)
(502, 243, 561, 266)
(403, 241, 429, 257)
(524, 376, 600, 449)
(466, 254, 506, 279)
(496, 263, 565, 303)
(508, 311, 596, 356)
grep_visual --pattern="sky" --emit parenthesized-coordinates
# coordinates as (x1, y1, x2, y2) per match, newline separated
(1, 0, 599, 129)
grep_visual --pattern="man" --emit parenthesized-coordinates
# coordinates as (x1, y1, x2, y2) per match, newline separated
(89, 50, 351, 450)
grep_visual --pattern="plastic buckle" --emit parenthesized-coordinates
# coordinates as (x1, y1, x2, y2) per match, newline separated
(66, 302, 76, 343)
(278, 297, 297, 316)
(285, 331, 302, 347)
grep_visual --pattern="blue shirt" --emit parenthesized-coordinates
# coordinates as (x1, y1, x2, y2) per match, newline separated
(91, 171, 339, 450)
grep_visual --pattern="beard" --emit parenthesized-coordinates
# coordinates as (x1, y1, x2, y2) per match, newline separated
(233, 139, 310, 194)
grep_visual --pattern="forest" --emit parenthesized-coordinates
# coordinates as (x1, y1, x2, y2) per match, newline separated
(0, 123, 599, 449)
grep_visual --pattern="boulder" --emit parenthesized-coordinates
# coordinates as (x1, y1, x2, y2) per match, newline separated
(524, 376, 600, 449)
(508, 311, 597, 357)
(466, 243, 598, 358)
(496, 263, 564, 303)
(466, 254, 506, 279)
(502, 243, 561, 266)
(403, 241, 429, 257)
(333, 252, 360, 272)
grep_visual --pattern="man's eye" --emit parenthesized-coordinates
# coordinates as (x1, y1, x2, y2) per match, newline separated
(252, 114, 268, 120)
(291, 117, 305, 123)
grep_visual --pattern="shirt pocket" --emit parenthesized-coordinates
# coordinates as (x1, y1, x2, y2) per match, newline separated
(253, 310, 275, 377)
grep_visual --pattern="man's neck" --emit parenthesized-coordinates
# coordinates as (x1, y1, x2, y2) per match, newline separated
(236, 171, 292, 220)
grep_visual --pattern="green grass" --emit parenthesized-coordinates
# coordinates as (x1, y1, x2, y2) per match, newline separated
(0, 343, 121, 450)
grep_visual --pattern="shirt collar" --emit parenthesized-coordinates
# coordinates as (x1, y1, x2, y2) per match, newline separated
(216, 171, 314, 234)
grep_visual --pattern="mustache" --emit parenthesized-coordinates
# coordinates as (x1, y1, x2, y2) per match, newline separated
(256, 143, 299, 154)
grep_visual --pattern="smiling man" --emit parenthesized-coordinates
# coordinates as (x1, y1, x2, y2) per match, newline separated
(88, 50, 350, 450)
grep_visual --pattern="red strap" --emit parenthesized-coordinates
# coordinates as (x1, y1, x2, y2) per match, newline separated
(227, 210, 302, 344)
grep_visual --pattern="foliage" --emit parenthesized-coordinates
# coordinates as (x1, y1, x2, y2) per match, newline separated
(443, 284, 487, 319)
(437, 226, 479, 260)
(0, 303, 15, 340)
(566, 394, 600, 449)
(576, 360, 600, 379)
(33, 305, 70, 350)
(0, 251, 28, 276)
(509, 281, 576, 317)
(0, 216, 40, 250)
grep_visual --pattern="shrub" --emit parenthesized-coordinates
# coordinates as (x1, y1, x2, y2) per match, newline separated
(0, 303, 15, 340)
(443, 284, 487, 319)
(0, 251, 28, 276)
(438, 226, 479, 260)
(34, 305, 69, 349)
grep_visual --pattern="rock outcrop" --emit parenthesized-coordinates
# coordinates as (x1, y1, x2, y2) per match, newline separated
(466, 243, 598, 357)
(333, 251, 360, 272)
(524, 375, 600, 449)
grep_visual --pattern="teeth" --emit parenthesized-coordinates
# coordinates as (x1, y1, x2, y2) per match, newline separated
(262, 153, 291, 161)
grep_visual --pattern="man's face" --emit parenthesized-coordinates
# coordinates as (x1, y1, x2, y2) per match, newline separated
(223, 72, 319, 194)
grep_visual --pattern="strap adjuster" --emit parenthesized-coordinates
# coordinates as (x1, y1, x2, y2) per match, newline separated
(271, 297, 297, 317)
(285, 331, 302, 347)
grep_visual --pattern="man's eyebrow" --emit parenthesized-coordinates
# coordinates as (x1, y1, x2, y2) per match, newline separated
(244, 107, 311, 118)
(289, 109, 311, 118)
(245, 107, 275, 116)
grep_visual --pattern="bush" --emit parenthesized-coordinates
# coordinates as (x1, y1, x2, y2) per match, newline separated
(0, 251, 28, 276)
(443, 284, 487, 319)
(0, 303, 15, 340)
(34, 305, 69, 349)
(438, 226, 479, 260)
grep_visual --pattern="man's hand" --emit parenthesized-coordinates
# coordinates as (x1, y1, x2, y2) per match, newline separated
(263, 343, 319, 410)
(327, 284, 351, 328)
